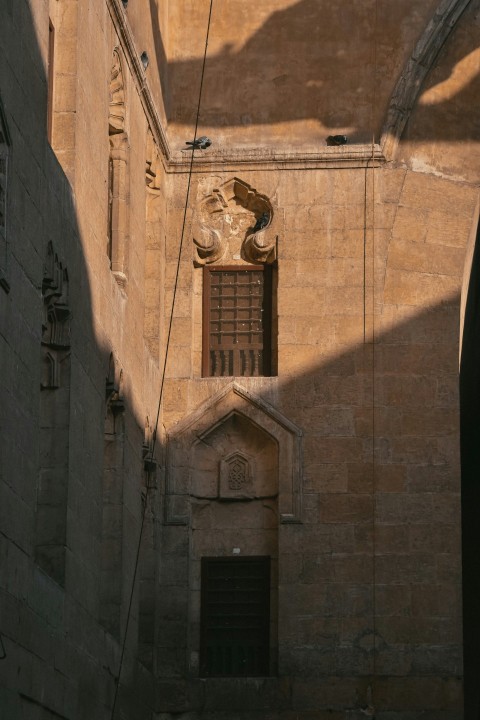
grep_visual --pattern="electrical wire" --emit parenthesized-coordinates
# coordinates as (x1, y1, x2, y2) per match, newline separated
(109, 2, 214, 717)
(370, 0, 379, 705)
(363, 0, 379, 711)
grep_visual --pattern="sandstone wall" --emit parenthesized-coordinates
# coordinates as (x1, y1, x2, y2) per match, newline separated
(156, 156, 472, 718)
(0, 1, 165, 717)
(1, 1, 479, 719)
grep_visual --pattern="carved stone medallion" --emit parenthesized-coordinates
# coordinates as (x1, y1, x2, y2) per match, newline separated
(219, 450, 255, 500)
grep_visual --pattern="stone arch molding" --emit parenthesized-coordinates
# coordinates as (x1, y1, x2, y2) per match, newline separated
(164, 381, 302, 524)
(193, 177, 279, 266)
(381, 0, 472, 160)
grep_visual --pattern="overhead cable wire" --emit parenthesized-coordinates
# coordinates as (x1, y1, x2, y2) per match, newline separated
(109, 2, 214, 717)
(362, 0, 379, 713)
(370, 0, 379, 706)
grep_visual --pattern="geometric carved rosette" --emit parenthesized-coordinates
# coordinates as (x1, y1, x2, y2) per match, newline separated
(219, 450, 255, 500)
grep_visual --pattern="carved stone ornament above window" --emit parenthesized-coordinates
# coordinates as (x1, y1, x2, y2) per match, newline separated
(193, 177, 278, 266)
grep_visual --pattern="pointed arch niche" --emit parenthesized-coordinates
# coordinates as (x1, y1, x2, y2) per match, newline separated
(159, 383, 302, 677)
(164, 382, 302, 526)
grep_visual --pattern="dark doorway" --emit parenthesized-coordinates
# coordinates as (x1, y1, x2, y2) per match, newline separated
(200, 556, 270, 677)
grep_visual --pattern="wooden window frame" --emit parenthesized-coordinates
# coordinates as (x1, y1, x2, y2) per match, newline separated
(202, 265, 273, 378)
(200, 556, 271, 678)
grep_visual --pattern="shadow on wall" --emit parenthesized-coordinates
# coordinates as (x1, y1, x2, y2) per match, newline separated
(460, 221, 480, 720)
(0, 2, 154, 719)
(155, 290, 466, 718)
(405, 4, 480, 144)
(1, 1, 479, 719)
(148, 0, 480, 143)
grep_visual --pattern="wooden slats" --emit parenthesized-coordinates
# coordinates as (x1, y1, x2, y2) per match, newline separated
(200, 557, 270, 677)
(203, 266, 272, 377)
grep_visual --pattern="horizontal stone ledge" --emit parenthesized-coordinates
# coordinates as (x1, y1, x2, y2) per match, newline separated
(165, 145, 386, 173)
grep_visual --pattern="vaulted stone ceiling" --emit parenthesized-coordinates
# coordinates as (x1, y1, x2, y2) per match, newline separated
(127, 0, 480, 161)
(134, 0, 440, 149)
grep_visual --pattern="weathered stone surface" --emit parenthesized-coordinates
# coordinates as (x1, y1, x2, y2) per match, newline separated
(1, 0, 473, 718)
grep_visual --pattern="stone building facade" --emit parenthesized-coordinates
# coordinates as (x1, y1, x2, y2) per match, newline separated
(1, 1, 480, 718)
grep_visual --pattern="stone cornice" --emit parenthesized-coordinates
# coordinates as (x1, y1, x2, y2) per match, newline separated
(166, 144, 385, 173)
(106, 0, 386, 172)
(107, 0, 473, 170)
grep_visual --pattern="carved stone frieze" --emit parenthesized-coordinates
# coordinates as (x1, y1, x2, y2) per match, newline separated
(41, 242, 70, 389)
(109, 130, 128, 157)
(193, 177, 278, 266)
(109, 48, 126, 135)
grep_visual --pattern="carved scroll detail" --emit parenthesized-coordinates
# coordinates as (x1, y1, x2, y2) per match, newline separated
(193, 177, 278, 266)
(243, 228, 276, 264)
(109, 49, 126, 135)
(193, 223, 226, 265)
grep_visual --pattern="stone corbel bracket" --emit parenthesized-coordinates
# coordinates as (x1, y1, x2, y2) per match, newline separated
(193, 177, 278, 266)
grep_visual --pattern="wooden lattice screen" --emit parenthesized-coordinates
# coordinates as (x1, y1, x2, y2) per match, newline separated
(203, 266, 272, 377)
(200, 556, 271, 677)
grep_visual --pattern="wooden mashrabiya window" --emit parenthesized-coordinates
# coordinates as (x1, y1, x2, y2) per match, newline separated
(202, 265, 272, 377)
(200, 556, 271, 677)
